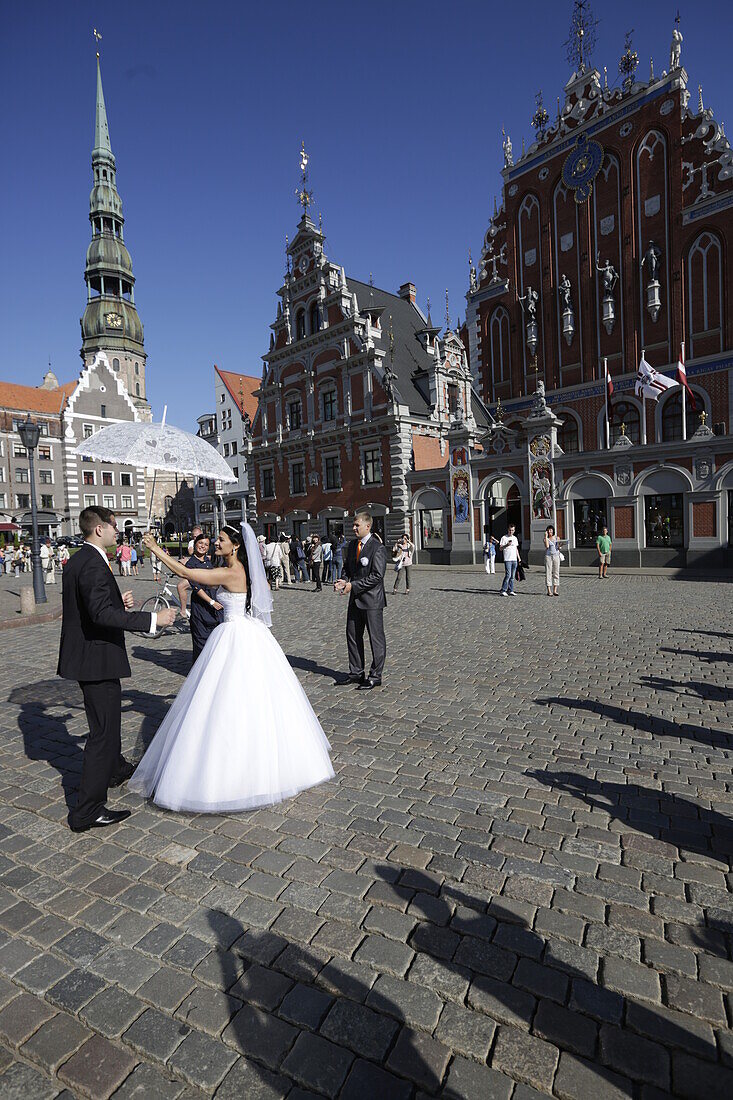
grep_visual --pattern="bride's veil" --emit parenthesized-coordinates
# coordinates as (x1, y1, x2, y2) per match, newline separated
(240, 521, 273, 627)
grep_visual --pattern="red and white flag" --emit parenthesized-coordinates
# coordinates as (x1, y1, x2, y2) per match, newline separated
(635, 355, 677, 401)
(677, 347, 697, 411)
(605, 363, 614, 400)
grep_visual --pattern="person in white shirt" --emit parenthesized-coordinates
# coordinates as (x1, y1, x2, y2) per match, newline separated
(264, 538, 282, 589)
(499, 524, 520, 596)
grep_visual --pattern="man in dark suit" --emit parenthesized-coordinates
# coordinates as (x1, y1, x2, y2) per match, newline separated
(57, 507, 175, 831)
(335, 510, 387, 689)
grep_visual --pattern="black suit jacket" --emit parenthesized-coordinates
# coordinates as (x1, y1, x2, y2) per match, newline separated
(57, 543, 153, 682)
(343, 536, 387, 610)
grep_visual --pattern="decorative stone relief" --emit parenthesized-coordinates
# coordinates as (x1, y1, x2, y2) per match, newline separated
(560, 232, 574, 252)
(619, 121, 633, 138)
(600, 214, 615, 235)
(644, 195, 661, 217)
(508, 183, 518, 196)
(538, 167, 549, 181)
(616, 466, 631, 486)
(660, 98, 675, 116)
(524, 248, 537, 267)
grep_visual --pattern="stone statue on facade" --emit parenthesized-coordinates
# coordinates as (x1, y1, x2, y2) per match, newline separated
(641, 240, 663, 322)
(641, 240, 662, 282)
(670, 26, 683, 70)
(558, 274, 572, 312)
(518, 285, 539, 355)
(502, 128, 514, 168)
(596, 254, 619, 334)
(242, 411, 252, 439)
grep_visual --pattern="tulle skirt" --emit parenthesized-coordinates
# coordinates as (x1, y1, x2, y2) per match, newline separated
(129, 617, 334, 813)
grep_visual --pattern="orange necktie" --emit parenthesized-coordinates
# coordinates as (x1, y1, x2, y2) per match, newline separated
(356, 540, 362, 560)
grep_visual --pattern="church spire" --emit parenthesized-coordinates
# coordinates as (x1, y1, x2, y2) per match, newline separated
(80, 46, 150, 419)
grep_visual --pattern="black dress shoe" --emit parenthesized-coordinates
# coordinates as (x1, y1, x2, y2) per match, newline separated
(69, 809, 131, 833)
(357, 677, 382, 690)
(109, 760, 135, 787)
(338, 672, 365, 685)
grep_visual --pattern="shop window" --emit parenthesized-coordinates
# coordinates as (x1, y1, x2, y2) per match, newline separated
(573, 498, 608, 547)
(420, 508, 444, 549)
(645, 493, 684, 547)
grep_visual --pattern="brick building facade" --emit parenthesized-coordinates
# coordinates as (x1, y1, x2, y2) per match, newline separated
(450, 19, 733, 568)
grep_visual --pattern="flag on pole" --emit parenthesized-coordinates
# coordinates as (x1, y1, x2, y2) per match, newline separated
(635, 355, 677, 401)
(605, 363, 614, 400)
(677, 347, 697, 411)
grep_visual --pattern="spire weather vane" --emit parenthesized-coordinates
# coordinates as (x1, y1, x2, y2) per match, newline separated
(564, 0, 598, 74)
(531, 91, 550, 139)
(445, 289, 451, 332)
(93, 27, 102, 56)
(619, 29, 639, 92)
(295, 142, 314, 211)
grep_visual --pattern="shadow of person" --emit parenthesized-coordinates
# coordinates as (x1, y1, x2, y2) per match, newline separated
(285, 655, 343, 682)
(659, 646, 733, 665)
(536, 695, 733, 751)
(526, 769, 733, 865)
(674, 628, 733, 641)
(130, 643, 191, 677)
(638, 674, 733, 704)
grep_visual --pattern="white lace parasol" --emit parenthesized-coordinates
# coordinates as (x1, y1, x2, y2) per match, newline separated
(74, 409, 236, 482)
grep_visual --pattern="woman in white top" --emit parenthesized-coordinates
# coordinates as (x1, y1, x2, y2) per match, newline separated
(392, 535, 415, 593)
(543, 524, 565, 597)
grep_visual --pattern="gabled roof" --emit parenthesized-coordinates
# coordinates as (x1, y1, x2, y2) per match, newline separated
(215, 367, 260, 420)
(346, 278, 435, 416)
(0, 380, 77, 416)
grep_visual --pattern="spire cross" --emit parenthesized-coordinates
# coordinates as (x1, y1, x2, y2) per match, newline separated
(93, 27, 102, 56)
(675, 9, 681, 28)
(295, 141, 314, 211)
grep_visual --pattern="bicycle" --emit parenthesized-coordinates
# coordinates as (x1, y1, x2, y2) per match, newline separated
(137, 570, 190, 636)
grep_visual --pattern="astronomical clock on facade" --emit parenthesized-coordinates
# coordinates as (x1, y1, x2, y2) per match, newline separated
(458, 10, 733, 568)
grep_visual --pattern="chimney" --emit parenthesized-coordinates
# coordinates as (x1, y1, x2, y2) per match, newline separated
(398, 282, 416, 304)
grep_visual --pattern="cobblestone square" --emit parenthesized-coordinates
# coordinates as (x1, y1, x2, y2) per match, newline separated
(0, 567, 731, 1097)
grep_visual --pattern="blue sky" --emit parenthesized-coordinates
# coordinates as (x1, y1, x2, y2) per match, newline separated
(2, 1, 731, 429)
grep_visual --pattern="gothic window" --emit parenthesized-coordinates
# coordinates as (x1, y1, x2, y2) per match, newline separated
(661, 392, 702, 441)
(488, 306, 511, 387)
(295, 310, 306, 341)
(558, 415, 579, 453)
(135, 384, 140, 397)
(134, 362, 139, 375)
(687, 232, 723, 356)
(112, 358, 119, 371)
(610, 400, 640, 445)
(322, 389, 337, 422)
(309, 302, 320, 335)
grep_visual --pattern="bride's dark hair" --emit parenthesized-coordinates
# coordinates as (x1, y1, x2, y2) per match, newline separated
(221, 524, 252, 612)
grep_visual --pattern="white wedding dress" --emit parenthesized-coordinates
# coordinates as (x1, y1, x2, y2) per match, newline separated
(129, 588, 334, 813)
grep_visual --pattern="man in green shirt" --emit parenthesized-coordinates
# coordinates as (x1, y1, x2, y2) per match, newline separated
(596, 525, 612, 579)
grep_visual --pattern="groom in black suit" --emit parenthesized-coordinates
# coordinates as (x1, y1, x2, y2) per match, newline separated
(57, 507, 175, 831)
(335, 510, 387, 690)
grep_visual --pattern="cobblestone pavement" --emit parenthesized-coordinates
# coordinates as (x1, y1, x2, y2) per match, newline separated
(0, 568, 731, 1098)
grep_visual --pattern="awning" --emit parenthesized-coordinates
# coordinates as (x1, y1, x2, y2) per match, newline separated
(0, 523, 20, 533)
(15, 511, 63, 527)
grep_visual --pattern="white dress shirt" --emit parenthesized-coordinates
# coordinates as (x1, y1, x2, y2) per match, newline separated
(86, 542, 156, 634)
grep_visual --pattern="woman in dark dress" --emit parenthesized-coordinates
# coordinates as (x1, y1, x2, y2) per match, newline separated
(186, 534, 223, 663)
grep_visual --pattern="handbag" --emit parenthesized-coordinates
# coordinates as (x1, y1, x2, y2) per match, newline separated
(515, 561, 526, 582)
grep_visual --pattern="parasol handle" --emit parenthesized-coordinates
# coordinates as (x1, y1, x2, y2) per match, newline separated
(161, 405, 167, 426)
(146, 469, 157, 532)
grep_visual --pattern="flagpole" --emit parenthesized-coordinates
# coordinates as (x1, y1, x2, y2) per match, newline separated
(680, 342, 687, 441)
(640, 349, 647, 445)
(604, 357, 610, 449)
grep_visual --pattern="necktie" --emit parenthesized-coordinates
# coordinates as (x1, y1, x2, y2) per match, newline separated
(356, 540, 362, 560)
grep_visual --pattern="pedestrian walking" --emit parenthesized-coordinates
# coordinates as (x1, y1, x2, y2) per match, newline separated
(483, 531, 498, 574)
(596, 525, 612, 579)
(40, 538, 57, 584)
(151, 551, 162, 584)
(333, 534, 346, 580)
(499, 524, 520, 596)
(58, 545, 70, 570)
(130, 544, 139, 576)
(13, 545, 23, 577)
(543, 525, 563, 597)
(322, 538, 333, 584)
(264, 536, 282, 590)
(392, 533, 414, 594)
(309, 536, 323, 591)
(279, 535, 292, 585)
(293, 538, 308, 582)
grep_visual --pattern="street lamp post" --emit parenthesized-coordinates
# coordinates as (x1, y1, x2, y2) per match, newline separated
(17, 415, 47, 605)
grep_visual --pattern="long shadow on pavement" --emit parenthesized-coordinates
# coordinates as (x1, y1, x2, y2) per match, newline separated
(638, 675, 733, 704)
(536, 695, 733, 752)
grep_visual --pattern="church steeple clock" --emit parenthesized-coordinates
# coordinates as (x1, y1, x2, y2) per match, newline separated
(80, 47, 151, 421)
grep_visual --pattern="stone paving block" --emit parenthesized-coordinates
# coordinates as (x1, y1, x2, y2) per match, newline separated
(137, 966, 195, 1012)
(20, 1011, 91, 1072)
(216, 1055, 290, 1100)
(408, 953, 471, 1003)
(533, 998, 597, 1058)
(340, 1058, 413, 1100)
(280, 1031, 355, 1097)
(491, 1024, 560, 1092)
(385, 1025, 451, 1092)
(58, 1033, 136, 1097)
(599, 1023, 670, 1089)
(47, 968, 107, 1013)
(222, 1003, 296, 1068)
(90, 945, 159, 993)
(230, 962, 293, 1010)
(435, 999, 497, 1060)
(625, 999, 716, 1060)
(443, 1055, 514, 1100)
(354, 932, 414, 976)
(554, 1051, 633, 1099)
(320, 996, 398, 1060)
(672, 1052, 733, 1098)
(278, 982, 333, 1030)
(0, 991, 55, 1046)
(0, 938, 37, 976)
(167, 1027, 238, 1090)
(367, 972, 444, 1030)
(107, 1061, 185, 1099)
(602, 957, 661, 1004)
(0, 1061, 60, 1100)
(15, 952, 72, 994)
(123, 1006, 189, 1062)
(175, 985, 241, 1034)
(162, 933, 210, 971)
(664, 971, 728, 1025)
(80, 985, 145, 1038)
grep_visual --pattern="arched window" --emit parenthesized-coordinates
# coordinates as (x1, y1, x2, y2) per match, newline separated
(295, 310, 306, 341)
(488, 306, 511, 387)
(610, 400, 640, 444)
(687, 232, 723, 356)
(112, 357, 119, 372)
(309, 302, 320, 335)
(134, 362, 139, 375)
(558, 414, 579, 453)
(661, 392, 702, 441)
(135, 384, 140, 397)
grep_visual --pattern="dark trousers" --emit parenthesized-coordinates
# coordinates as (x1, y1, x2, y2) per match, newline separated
(191, 620, 215, 665)
(347, 605, 386, 680)
(311, 563, 322, 590)
(70, 679, 123, 828)
(393, 565, 411, 592)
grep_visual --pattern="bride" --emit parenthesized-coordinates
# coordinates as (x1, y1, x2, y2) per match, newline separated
(130, 522, 334, 813)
